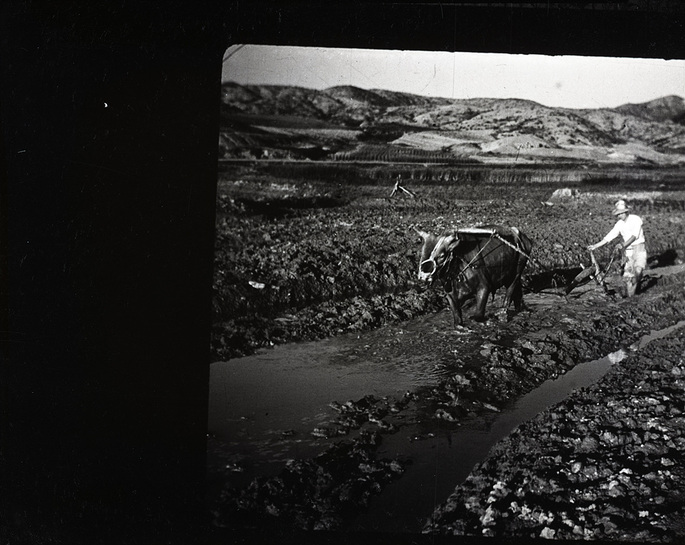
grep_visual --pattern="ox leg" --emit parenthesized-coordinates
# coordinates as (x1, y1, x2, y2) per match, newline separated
(511, 280, 524, 311)
(445, 291, 463, 327)
(504, 267, 525, 311)
(471, 286, 490, 322)
(512, 264, 527, 311)
(503, 280, 519, 309)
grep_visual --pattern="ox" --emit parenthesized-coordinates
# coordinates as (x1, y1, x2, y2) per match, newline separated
(416, 225, 533, 326)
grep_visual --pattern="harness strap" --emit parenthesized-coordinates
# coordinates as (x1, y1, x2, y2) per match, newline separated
(455, 238, 492, 278)
(491, 232, 543, 269)
(436, 230, 535, 283)
(439, 236, 496, 283)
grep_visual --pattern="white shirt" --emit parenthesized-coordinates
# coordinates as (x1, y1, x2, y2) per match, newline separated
(601, 214, 645, 248)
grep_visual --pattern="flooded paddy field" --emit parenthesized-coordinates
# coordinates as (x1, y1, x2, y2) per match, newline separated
(209, 164, 685, 542)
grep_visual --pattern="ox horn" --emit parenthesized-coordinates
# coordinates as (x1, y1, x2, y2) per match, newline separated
(412, 225, 430, 239)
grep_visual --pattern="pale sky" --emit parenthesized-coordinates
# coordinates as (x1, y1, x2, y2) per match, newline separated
(222, 44, 685, 110)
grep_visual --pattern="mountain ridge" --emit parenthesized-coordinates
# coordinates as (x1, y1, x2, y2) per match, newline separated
(219, 82, 685, 165)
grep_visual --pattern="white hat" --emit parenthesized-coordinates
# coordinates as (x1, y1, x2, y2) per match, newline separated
(613, 200, 630, 215)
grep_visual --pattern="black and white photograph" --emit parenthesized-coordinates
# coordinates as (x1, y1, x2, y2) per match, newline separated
(4, 3, 685, 545)
(209, 43, 685, 541)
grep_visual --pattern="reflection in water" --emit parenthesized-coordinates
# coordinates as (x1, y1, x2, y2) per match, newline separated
(208, 311, 453, 485)
(209, 326, 446, 438)
(352, 320, 685, 533)
(208, 312, 685, 533)
(351, 350, 618, 532)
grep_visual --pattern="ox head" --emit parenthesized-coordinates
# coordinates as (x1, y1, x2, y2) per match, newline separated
(415, 228, 459, 283)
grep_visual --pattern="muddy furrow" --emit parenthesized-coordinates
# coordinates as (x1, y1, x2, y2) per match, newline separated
(212, 273, 685, 535)
(426, 318, 685, 542)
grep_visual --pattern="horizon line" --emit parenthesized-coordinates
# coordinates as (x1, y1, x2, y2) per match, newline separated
(221, 79, 685, 110)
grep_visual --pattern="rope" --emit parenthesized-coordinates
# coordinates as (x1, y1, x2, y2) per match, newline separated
(438, 235, 501, 281)
(434, 230, 545, 285)
(491, 232, 546, 271)
(463, 232, 538, 292)
(450, 231, 621, 295)
(454, 238, 494, 278)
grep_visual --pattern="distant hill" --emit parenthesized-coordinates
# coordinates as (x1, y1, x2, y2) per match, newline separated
(613, 95, 685, 123)
(219, 82, 685, 165)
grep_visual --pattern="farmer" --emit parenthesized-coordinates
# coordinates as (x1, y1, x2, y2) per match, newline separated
(588, 199, 646, 297)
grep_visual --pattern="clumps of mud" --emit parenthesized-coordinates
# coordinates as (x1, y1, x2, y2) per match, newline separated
(212, 289, 443, 359)
(211, 285, 683, 536)
(213, 430, 406, 533)
(212, 394, 416, 533)
(212, 283, 685, 536)
(425, 331, 685, 542)
(212, 201, 685, 362)
(413, 280, 685, 423)
(319, 393, 415, 437)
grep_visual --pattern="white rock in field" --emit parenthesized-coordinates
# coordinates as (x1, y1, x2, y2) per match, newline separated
(540, 527, 556, 539)
(549, 188, 579, 201)
(480, 505, 499, 527)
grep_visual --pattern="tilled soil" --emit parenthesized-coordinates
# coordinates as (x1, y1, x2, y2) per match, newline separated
(212, 269, 685, 539)
(426, 301, 685, 542)
(212, 171, 685, 362)
(212, 167, 685, 540)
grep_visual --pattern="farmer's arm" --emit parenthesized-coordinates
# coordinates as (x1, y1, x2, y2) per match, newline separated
(617, 216, 643, 250)
(588, 223, 621, 251)
(618, 235, 637, 250)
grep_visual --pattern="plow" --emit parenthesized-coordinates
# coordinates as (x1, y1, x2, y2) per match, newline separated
(430, 226, 626, 297)
(564, 246, 622, 295)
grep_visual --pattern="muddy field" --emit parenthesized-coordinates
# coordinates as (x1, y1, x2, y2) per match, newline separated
(211, 163, 685, 541)
(426, 322, 685, 542)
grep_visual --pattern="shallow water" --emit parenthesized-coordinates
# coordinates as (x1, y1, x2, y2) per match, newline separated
(352, 319, 685, 533)
(350, 349, 620, 532)
(208, 293, 685, 532)
(208, 310, 454, 481)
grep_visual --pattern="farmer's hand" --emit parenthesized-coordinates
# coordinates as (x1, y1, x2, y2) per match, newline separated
(615, 242, 624, 253)
(587, 243, 598, 251)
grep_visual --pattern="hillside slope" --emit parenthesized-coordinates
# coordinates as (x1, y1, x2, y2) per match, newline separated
(219, 83, 685, 165)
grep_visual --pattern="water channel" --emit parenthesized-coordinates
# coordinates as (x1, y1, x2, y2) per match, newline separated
(208, 309, 685, 533)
